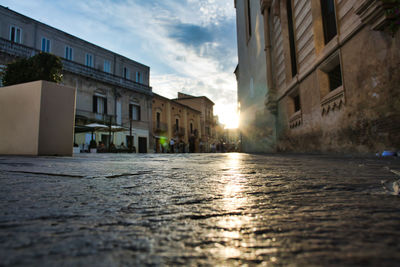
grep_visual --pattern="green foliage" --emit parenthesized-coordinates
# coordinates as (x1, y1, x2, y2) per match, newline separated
(383, 0, 400, 36)
(2, 53, 63, 86)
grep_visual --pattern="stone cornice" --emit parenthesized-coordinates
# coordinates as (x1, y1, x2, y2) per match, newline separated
(355, 0, 399, 31)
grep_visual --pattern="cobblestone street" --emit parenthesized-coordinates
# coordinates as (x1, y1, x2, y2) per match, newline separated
(0, 153, 400, 266)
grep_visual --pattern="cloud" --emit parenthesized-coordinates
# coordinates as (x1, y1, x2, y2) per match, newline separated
(168, 23, 213, 47)
(1, 0, 239, 127)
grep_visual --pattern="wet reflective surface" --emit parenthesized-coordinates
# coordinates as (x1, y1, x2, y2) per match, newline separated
(0, 153, 399, 266)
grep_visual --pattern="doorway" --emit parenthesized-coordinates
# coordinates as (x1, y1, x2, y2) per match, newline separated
(138, 137, 147, 153)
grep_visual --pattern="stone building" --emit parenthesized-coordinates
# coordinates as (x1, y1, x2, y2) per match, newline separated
(173, 93, 216, 152)
(235, 0, 400, 153)
(152, 93, 201, 152)
(0, 5, 153, 153)
(234, 0, 276, 153)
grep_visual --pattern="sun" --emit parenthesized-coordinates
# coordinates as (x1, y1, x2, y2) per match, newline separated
(215, 104, 239, 129)
(223, 114, 239, 129)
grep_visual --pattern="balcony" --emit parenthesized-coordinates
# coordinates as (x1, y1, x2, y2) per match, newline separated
(0, 38, 152, 95)
(0, 38, 36, 58)
(173, 125, 186, 137)
(75, 109, 115, 125)
(62, 60, 152, 96)
(154, 122, 168, 134)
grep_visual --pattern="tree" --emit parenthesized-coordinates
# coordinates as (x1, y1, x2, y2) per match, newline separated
(2, 53, 63, 86)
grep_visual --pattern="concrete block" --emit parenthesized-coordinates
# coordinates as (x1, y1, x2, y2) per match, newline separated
(0, 80, 76, 156)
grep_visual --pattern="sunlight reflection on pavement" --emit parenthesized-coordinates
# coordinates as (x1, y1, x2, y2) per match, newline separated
(0, 153, 399, 266)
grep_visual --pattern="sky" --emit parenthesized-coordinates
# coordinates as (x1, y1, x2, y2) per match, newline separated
(0, 0, 239, 128)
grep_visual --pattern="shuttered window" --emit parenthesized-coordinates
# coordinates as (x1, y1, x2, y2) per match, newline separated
(129, 104, 141, 121)
(93, 95, 107, 114)
(10, 26, 22, 43)
(86, 53, 93, 67)
(41, 37, 51, 53)
(65, 46, 73, 60)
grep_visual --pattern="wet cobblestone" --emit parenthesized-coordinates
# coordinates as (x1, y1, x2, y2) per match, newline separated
(0, 153, 399, 266)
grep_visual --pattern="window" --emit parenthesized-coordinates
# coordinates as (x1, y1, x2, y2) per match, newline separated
(123, 67, 130, 79)
(41, 37, 51, 53)
(321, 0, 337, 44)
(156, 112, 161, 129)
(175, 119, 179, 131)
(328, 63, 342, 91)
(245, 0, 252, 41)
(129, 104, 141, 121)
(65, 46, 73, 60)
(93, 95, 107, 114)
(86, 53, 93, 67)
(104, 60, 111, 73)
(136, 72, 142, 83)
(287, 0, 297, 77)
(190, 123, 193, 134)
(116, 100, 122, 125)
(10, 26, 22, 43)
(318, 52, 343, 96)
(293, 94, 301, 112)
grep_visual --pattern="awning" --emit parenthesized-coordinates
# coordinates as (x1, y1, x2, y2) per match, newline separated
(85, 123, 108, 130)
(75, 124, 128, 133)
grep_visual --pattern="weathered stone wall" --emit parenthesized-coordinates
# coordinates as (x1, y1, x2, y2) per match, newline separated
(276, 28, 400, 154)
(337, 28, 400, 152)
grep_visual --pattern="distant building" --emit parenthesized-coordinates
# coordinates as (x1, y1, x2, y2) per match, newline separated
(235, 0, 400, 153)
(0, 5, 153, 153)
(173, 93, 216, 152)
(152, 93, 201, 153)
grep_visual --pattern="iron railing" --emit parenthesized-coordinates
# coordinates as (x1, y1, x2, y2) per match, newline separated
(75, 109, 116, 125)
(62, 60, 152, 95)
(154, 122, 168, 133)
(0, 38, 36, 58)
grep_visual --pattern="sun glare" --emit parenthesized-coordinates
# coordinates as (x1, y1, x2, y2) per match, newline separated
(223, 114, 239, 129)
(217, 106, 239, 129)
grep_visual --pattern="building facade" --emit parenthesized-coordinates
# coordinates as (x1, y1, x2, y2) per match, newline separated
(173, 93, 216, 152)
(235, 0, 400, 153)
(152, 93, 201, 152)
(234, 0, 277, 153)
(0, 5, 153, 153)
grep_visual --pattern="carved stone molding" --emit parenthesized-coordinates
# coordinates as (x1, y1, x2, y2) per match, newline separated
(260, 0, 281, 16)
(264, 92, 277, 114)
(289, 110, 302, 129)
(260, 0, 273, 14)
(321, 86, 345, 116)
(355, 0, 399, 31)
